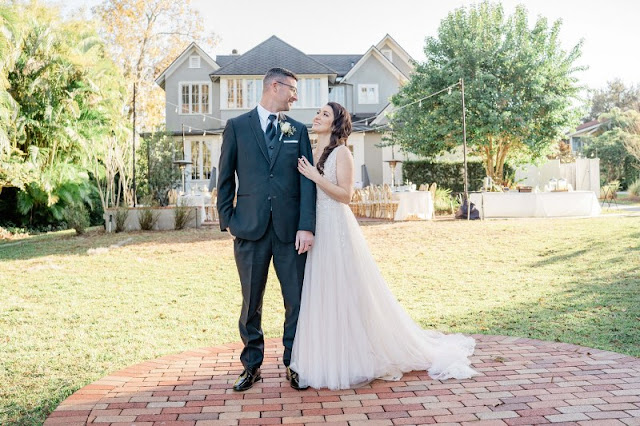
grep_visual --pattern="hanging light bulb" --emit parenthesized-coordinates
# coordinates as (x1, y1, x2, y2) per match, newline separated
(188, 126, 191, 132)
(203, 131, 206, 136)
(448, 87, 452, 95)
(419, 100, 422, 108)
(202, 115, 206, 122)
(175, 107, 178, 113)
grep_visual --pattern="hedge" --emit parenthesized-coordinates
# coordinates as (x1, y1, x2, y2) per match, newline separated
(402, 160, 487, 193)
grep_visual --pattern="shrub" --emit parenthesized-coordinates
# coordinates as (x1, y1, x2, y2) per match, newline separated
(628, 179, 640, 197)
(403, 160, 495, 193)
(138, 207, 159, 231)
(63, 204, 90, 235)
(433, 187, 459, 215)
(115, 207, 129, 233)
(174, 205, 194, 230)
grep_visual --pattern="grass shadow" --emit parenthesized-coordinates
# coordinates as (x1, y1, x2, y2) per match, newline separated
(443, 261, 640, 358)
(0, 227, 231, 261)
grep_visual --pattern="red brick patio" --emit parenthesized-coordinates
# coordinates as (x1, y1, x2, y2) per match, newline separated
(45, 335, 640, 425)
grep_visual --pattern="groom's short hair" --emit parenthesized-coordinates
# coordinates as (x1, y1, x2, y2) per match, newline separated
(263, 68, 298, 91)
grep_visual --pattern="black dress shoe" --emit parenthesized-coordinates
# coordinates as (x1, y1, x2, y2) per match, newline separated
(286, 367, 309, 390)
(233, 367, 261, 392)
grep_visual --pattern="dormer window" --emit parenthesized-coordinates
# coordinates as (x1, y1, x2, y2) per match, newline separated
(381, 49, 393, 62)
(189, 55, 201, 68)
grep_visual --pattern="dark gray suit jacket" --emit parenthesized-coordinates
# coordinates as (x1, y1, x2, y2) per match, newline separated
(217, 108, 316, 242)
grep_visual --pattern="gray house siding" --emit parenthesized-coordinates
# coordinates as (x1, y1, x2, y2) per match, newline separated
(164, 52, 220, 132)
(378, 41, 412, 77)
(348, 55, 401, 115)
(364, 132, 384, 184)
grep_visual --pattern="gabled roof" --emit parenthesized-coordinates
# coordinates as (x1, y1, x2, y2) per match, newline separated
(568, 119, 608, 137)
(211, 36, 337, 80)
(375, 34, 415, 68)
(308, 55, 362, 77)
(342, 45, 409, 84)
(215, 55, 240, 67)
(155, 42, 219, 89)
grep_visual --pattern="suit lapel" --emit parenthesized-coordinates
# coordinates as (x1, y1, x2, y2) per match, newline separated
(248, 108, 270, 163)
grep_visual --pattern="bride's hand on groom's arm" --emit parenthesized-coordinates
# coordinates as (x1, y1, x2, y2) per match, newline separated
(297, 156, 320, 183)
(296, 230, 314, 254)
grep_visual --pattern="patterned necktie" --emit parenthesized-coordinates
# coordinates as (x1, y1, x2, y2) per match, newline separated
(266, 114, 277, 141)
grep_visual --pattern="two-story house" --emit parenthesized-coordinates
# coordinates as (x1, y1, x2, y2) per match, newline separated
(154, 34, 414, 192)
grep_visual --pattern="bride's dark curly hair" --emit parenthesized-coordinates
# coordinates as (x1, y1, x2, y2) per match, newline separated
(316, 102, 352, 175)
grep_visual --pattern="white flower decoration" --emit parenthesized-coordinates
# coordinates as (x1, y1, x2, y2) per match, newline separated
(279, 121, 295, 139)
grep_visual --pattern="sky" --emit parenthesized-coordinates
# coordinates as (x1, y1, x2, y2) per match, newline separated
(52, 0, 639, 92)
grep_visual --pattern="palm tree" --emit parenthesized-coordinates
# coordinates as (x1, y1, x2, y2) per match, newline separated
(0, 4, 22, 159)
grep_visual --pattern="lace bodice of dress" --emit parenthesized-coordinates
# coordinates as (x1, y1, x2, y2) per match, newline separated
(317, 145, 343, 205)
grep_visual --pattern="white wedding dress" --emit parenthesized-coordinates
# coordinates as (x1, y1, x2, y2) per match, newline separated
(290, 146, 478, 390)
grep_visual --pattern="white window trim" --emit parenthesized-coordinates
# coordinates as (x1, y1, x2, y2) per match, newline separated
(291, 75, 328, 109)
(381, 49, 393, 62)
(358, 84, 379, 105)
(178, 81, 212, 115)
(189, 55, 201, 68)
(328, 85, 345, 104)
(220, 76, 264, 110)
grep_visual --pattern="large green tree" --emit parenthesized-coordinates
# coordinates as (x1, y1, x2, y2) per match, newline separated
(391, 1, 584, 184)
(584, 108, 640, 186)
(0, 1, 130, 226)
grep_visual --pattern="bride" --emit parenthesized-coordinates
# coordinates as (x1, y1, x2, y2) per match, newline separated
(290, 102, 478, 390)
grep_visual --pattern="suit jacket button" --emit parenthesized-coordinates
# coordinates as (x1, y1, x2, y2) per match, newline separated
(270, 174, 274, 178)
(269, 145, 274, 149)
(267, 196, 271, 200)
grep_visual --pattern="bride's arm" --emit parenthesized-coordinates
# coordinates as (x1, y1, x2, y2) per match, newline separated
(297, 147, 354, 205)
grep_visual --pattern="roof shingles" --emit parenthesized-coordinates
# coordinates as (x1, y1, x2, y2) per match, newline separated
(211, 36, 337, 77)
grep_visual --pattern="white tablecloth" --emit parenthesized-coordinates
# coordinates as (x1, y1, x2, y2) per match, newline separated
(392, 191, 434, 221)
(178, 194, 211, 224)
(469, 191, 601, 218)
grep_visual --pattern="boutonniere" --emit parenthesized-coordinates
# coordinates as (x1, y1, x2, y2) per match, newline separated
(279, 120, 295, 140)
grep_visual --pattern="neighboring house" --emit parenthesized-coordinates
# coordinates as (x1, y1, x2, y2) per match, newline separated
(567, 119, 607, 153)
(154, 34, 414, 191)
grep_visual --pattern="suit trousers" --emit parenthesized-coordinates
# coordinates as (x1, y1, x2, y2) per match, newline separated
(234, 216, 307, 369)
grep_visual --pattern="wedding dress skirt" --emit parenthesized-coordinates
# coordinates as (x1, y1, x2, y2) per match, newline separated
(290, 146, 478, 390)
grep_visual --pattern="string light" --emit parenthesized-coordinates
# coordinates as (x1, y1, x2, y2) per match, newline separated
(165, 100, 227, 123)
(351, 81, 461, 127)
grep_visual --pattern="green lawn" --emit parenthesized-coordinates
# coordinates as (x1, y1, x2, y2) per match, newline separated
(1, 216, 639, 425)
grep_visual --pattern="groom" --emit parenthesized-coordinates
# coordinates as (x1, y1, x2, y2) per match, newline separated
(217, 68, 316, 391)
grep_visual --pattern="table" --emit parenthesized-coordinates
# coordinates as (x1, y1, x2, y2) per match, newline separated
(469, 191, 601, 219)
(178, 193, 211, 224)
(392, 191, 434, 221)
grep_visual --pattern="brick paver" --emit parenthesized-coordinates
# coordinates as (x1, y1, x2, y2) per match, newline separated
(45, 335, 640, 425)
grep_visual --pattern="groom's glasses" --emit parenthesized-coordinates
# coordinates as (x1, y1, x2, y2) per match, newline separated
(276, 81, 298, 96)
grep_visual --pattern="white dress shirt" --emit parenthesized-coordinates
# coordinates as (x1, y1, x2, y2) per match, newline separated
(257, 103, 279, 133)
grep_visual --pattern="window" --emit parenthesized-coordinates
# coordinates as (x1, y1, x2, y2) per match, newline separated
(358, 84, 379, 104)
(381, 49, 393, 62)
(224, 78, 263, 109)
(179, 82, 211, 114)
(191, 141, 212, 180)
(189, 55, 201, 68)
(296, 78, 322, 108)
(328, 86, 345, 104)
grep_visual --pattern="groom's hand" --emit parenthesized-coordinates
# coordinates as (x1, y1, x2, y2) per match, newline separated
(223, 227, 236, 239)
(295, 230, 314, 254)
